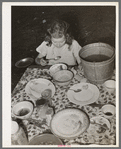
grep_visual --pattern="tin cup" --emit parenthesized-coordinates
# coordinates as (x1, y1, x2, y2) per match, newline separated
(46, 107, 54, 126)
(36, 98, 49, 119)
(101, 104, 116, 119)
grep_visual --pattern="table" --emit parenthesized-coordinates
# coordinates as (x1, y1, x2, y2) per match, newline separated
(11, 65, 116, 145)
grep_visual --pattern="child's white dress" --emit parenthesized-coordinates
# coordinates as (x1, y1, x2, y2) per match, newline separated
(36, 39, 82, 66)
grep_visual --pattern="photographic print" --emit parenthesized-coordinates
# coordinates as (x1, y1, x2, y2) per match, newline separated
(2, 2, 119, 147)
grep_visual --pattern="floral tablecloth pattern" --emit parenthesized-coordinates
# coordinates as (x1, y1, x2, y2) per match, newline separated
(11, 67, 116, 145)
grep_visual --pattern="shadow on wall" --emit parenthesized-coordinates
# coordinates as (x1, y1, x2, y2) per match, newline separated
(59, 6, 115, 47)
(12, 6, 115, 48)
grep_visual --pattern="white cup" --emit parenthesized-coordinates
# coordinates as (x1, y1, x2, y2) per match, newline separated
(101, 104, 116, 119)
(104, 80, 116, 94)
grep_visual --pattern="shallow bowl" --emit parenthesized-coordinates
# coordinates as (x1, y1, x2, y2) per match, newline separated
(29, 134, 63, 145)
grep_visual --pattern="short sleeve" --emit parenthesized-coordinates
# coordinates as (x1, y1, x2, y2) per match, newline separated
(36, 41, 48, 57)
(71, 40, 82, 64)
(72, 40, 82, 57)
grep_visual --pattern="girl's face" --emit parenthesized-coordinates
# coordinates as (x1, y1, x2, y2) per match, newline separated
(51, 36, 66, 48)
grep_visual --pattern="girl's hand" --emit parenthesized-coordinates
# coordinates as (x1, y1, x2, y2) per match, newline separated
(40, 58, 48, 66)
(78, 64, 83, 71)
(35, 56, 48, 66)
(78, 62, 83, 70)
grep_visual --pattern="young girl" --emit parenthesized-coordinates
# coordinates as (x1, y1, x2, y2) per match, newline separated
(35, 19, 82, 66)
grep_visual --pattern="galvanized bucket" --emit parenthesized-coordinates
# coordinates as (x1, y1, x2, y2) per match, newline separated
(79, 42, 115, 84)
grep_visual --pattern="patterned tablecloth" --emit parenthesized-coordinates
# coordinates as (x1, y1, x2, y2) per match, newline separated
(11, 65, 116, 145)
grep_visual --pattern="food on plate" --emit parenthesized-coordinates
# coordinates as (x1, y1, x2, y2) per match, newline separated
(73, 88, 93, 102)
(82, 84, 88, 90)
(51, 108, 90, 139)
(30, 81, 43, 92)
(96, 125, 107, 133)
(87, 124, 107, 135)
(25, 78, 55, 100)
(49, 63, 67, 76)
(58, 75, 71, 81)
(41, 89, 52, 99)
(30, 81, 49, 98)
(58, 114, 81, 135)
(87, 116, 110, 135)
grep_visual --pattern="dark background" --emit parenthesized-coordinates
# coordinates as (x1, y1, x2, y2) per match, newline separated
(12, 6, 116, 91)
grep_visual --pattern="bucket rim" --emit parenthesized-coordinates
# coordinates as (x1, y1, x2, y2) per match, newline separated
(81, 42, 115, 50)
(79, 42, 115, 64)
(80, 53, 115, 65)
(80, 42, 115, 55)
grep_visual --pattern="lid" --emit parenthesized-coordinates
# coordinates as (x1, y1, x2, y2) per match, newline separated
(15, 57, 34, 68)
(11, 121, 19, 134)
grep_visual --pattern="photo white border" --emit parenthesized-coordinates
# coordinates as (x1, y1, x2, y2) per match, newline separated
(2, 2, 119, 147)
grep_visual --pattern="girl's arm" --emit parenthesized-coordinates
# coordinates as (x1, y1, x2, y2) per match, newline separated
(36, 41, 48, 57)
(37, 53, 45, 58)
(35, 41, 48, 66)
(76, 55, 81, 65)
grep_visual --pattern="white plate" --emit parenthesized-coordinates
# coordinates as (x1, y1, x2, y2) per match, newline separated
(25, 78, 55, 99)
(87, 116, 110, 136)
(50, 108, 89, 139)
(67, 83, 100, 106)
(49, 63, 67, 76)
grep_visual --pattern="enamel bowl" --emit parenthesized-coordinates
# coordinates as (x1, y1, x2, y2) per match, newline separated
(12, 101, 34, 119)
(52, 69, 74, 86)
(29, 134, 63, 145)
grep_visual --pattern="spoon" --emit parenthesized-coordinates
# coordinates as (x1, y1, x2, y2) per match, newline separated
(90, 119, 109, 130)
(49, 56, 61, 60)
(60, 65, 63, 70)
(69, 89, 82, 93)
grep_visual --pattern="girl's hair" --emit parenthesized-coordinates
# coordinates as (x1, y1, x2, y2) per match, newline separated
(44, 19, 73, 48)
